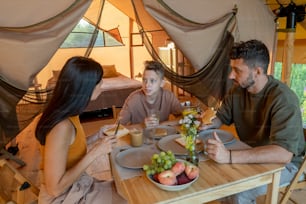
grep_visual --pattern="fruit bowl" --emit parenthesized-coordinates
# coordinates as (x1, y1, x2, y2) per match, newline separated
(145, 159, 199, 191)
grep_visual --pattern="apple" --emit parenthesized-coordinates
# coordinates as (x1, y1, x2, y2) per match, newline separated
(184, 164, 199, 180)
(171, 161, 185, 176)
(157, 170, 177, 186)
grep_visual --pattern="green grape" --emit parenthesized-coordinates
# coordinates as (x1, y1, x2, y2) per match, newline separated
(165, 160, 172, 166)
(163, 164, 169, 170)
(160, 151, 166, 157)
(143, 151, 177, 176)
(143, 164, 149, 171)
(153, 153, 159, 159)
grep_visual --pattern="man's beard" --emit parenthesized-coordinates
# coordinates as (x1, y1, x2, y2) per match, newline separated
(241, 73, 255, 89)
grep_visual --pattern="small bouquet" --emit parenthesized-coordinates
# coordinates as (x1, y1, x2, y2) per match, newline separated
(179, 108, 201, 153)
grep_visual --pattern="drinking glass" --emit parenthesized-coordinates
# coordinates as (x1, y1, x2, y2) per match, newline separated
(130, 129, 143, 147)
(144, 109, 160, 144)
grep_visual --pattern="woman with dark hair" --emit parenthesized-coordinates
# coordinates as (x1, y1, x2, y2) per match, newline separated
(35, 56, 126, 203)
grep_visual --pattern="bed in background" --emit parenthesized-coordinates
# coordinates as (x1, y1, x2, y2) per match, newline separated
(46, 64, 142, 113)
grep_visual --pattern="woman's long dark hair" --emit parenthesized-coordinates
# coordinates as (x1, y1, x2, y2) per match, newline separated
(35, 56, 103, 145)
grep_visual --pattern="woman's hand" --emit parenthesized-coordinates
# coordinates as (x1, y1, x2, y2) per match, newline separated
(88, 135, 117, 159)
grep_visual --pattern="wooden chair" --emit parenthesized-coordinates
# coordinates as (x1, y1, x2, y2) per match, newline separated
(279, 154, 306, 204)
(112, 105, 118, 120)
(0, 159, 39, 204)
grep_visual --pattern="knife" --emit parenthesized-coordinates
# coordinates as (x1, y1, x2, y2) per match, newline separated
(114, 120, 120, 136)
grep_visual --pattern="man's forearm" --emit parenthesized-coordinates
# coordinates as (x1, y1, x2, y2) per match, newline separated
(231, 145, 293, 164)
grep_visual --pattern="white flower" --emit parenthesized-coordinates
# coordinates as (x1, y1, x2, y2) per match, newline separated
(194, 120, 201, 127)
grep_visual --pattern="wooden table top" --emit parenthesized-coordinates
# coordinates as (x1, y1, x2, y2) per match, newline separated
(111, 124, 284, 204)
(116, 160, 283, 204)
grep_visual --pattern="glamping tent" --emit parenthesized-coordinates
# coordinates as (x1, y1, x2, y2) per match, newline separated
(0, 0, 305, 149)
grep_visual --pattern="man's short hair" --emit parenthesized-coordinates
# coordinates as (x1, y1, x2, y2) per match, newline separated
(230, 40, 270, 73)
(144, 60, 165, 78)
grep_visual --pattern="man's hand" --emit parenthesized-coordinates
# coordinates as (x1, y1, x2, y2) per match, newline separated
(205, 132, 230, 163)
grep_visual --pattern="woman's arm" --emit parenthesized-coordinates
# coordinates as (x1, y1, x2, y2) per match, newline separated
(43, 119, 116, 197)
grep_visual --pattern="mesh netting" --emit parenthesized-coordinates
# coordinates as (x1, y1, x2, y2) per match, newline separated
(132, 0, 235, 108)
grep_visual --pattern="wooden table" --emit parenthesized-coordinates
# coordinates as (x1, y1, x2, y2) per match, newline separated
(111, 126, 284, 204)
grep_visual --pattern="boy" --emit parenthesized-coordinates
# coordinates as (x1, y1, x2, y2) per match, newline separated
(119, 60, 183, 125)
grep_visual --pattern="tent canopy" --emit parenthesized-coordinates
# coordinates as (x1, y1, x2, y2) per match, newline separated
(0, 0, 280, 90)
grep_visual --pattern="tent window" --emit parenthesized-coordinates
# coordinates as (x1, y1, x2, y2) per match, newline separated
(274, 62, 306, 124)
(60, 19, 123, 48)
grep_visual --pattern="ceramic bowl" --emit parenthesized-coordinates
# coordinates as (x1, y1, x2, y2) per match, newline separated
(145, 159, 199, 191)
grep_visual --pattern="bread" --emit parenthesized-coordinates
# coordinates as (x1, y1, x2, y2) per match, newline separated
(175, 137, 201, 147)
(202, 108, 216, 125)
(103, 124, 129, 137)
(154, 128, 168, 137)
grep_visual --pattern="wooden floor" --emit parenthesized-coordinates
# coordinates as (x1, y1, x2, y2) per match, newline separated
(2, 102, 306, 203)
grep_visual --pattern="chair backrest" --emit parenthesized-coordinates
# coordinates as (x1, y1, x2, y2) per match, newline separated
(0, 159, 39, 204)
(279, 154, 306, 204)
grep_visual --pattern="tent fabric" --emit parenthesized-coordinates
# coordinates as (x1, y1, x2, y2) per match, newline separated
(0, 79, 26, 149)
(132, 0, 275, 107)
(0, 0, 92, 149)
(0, 0, 92, 90)
(161, 32, 234, 107)
(0, 0, 277, 148)
(142, 0, 277, 70)
(132, 0, 235, 107)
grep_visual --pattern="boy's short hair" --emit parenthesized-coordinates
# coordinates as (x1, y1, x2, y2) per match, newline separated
(144, 60, 164, 78)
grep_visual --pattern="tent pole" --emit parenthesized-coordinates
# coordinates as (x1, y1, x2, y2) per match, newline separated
(281, 31, 295, 86)
(129, 18, 134, 79)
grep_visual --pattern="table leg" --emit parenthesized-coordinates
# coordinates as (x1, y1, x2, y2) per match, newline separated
(265, 170, 281, 204)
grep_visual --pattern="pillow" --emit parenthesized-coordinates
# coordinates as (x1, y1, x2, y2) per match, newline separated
(102, 65, 118, 78)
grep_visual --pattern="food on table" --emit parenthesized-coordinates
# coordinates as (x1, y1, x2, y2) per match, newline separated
(143, 151, 176, 176)
(185, 163, 200, 180)
(154, 128, 168, 137)
(171, 161, 185, 176)
(103, 124, 129, 137)
(174, 137, 201, 147)
(202, 108, 216, 125)
(157, 170, 177, 185)
(143, 151, 199, 186)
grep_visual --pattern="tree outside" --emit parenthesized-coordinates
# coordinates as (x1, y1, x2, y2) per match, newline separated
(274, 63, 306, 125)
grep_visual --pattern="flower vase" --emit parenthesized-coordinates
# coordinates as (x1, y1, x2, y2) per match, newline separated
(186, 137, 199, 166)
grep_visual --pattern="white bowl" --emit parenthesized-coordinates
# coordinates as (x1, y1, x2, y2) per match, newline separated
(145, 160, 199, 191)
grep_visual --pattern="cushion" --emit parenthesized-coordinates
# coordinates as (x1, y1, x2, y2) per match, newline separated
(102, 65, 118, 78)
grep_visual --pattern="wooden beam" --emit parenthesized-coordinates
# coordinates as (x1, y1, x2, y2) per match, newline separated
(281, 31, 295, 86)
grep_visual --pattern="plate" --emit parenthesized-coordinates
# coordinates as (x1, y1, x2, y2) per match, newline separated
(115, 147, 158, 169)
(146, 159, 199, 191)
(157, 134, 203, 155)
(152, 125, 177, 139)
(198, 129, 235, 145)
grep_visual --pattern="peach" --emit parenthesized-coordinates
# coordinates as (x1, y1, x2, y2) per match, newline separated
(171, 161, 185, 176)
(185, 164, 199, 180)
(157, 170, 177, 186)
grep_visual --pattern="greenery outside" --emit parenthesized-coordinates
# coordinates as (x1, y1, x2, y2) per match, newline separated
(274, 62, 306, 125)
(61, 19, 123, 48)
